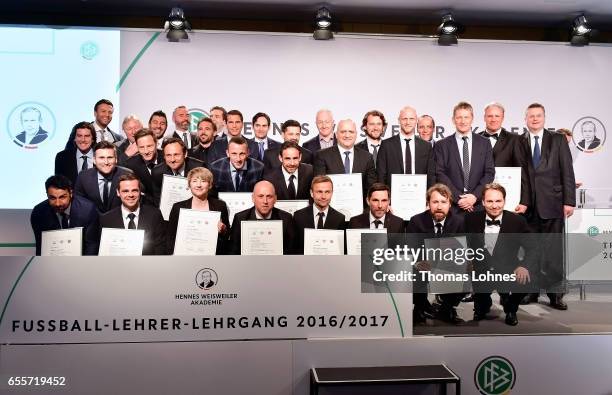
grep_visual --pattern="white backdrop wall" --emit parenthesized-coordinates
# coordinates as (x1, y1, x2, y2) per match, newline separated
(120, 30, 612, 189)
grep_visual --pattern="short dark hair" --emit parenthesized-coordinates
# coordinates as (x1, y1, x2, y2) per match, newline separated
(280, 140, 301, 156)
(210, 106, 227, 121)
(252, 112, 271, 126)
(162, 137, 187, 154)
(197, 117, 217, 132)
(134, 128, 156, 143)
(228, 135, 248, 147)
(94, 140, 116, 153)
(94, 99, 113, 112)
(72, 121, 96, 144)
(281, 119, 301, 133)
(482, 183, 506, 199)
(527, 102, 546, 114)
(45, 175, 73, 192)
(227, 110, 243, 122)
(367, 182, 390, 200)
(361, 110, 387, 131)
(117, 173, 140, 191)
(148, 110, 167, 124)
(419, 115, 436, 129)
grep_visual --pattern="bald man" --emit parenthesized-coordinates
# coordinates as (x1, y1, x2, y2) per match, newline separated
(303, 109, 337, 153)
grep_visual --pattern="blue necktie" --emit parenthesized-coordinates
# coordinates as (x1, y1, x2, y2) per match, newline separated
(234, 170, 242, 191)
(344, 151, 351, 174)
(258, 141, 265, 161)
(532, 136, 541, 168)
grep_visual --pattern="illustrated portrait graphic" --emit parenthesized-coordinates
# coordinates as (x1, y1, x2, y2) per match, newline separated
(15, 106, 49, 145)
(199, 270, 216, 289)
(577, 120, 601, 152)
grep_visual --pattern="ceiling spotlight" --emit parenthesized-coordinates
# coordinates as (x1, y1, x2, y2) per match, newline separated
(313, 7, 333, 40)
(164, 7, 191, 42)
(437, 14, 459, 46)
(571, 15, 591, 46)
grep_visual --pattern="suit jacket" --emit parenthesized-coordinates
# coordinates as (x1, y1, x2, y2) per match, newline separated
(151, 157, 206, 206)
(55, 147, 92, 185)
(74, 166, 133, 213)
(209, 157, 264, 194)
(376, 134, 435, 188)
(229, 206, 295, 255)
(166, 197, 230, 255)
(406, 210, 464, 235)
(248, 137, 281, 162)
(30, 195, 100, 255)
(189, 140, 226, 166)
(520, 130, 576, 219)
(99, 204, 167, 255)
(464, 210, 536, 275)
(348, 212, 405, 233)
(16, 128, 48, 145)
(303, 135, 336, 153)
(480, 129, 531, 206)
(293, 204, 346, 254)
(354, 139, 371, 153)
(172, 131, 198, 149)
(263, 163, 313, 200)
(578, 137, 601, 151)
(124, 152, 162, 206)
(314, 145, 377, 198)
(433, 133, 495, 210)
(263, 145, 314, 172)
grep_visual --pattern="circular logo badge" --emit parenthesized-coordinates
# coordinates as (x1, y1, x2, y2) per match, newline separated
(474, 356, 516, 395)
(572, 116, 605, 153)
(188, 108, 210, 133)
(80, 41, 99, 60)
(6, 102, 56, 149)
(195, 268, 218, 290)
(587, 226, 600, 237)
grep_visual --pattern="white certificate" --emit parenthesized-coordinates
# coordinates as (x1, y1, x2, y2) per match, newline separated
(41, 227, 83, 256)
(173, 209, 221, 256)
(98, 228, 145, 256)
(328, 173, 363, 221)
(241, 220, 283, 255)
(218, 192, 252, 224)
(494, 167, 521, 211)
(346, 228, 387, 255)
(275, 200, 309, 216)
(303, 229, 344, 255)
(159, 175, 191, 220)
(391, 174, 427, 221)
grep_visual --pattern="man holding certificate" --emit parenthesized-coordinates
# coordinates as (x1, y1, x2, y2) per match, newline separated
(31, 175, 100, 255)
(229, 181, 295, 255)
(166, 167, 230, 255)
(293, 175, 346, 254)
(99, 173, 167, 255)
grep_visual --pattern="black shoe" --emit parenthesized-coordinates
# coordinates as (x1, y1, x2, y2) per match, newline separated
(437, 308, 464, 324)
(473, 310, 496, 321)
(549, 295, 568, 310)
(505, 312, 518, 326)
(520, 293, 539, 305)
(413, 309, 427, 324)
(462, 294, 475, 303)
(422, 303, 437, 319)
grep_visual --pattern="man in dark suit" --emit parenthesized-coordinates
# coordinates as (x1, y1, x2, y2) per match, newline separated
(74, 141, 133, 213)
(151, 138, 205, 205)
(480, 102, 530, 213)
(55, 122, 97, 185)
(99, 173, 166, 255)
(348, 183, 404, 232)
(64, 99, 122, 149)
(355, 110, 387, 166)
(263, 141, 313, 200)
(314, 119, 377, 200)
(465, 183, 536, 325)
(210, 109, 247, 158)
(189, 117, 226, 165)
(303, 109, 337, 153)
(293, 175, 346, 254)
(209, 136, 264, 193)
(229, 180, 295, 255)
(576, 120, 601, 151)
(16, 107, 48, 145)
(148, 110, 168, 149)
(376, 106, 435, 188)
(263, 119, 313, 171)
(248, 112, 281, 162)
(171, 106, 197, 149)
(520, 103, 576, 309)
(417, 115, 436, 146)
(124, 129, 162, 205)
(406, 183, 465, 324)
(434, 101, 495, 214)
(199, 270, 215, 289)
(31, 175, 100, 255)
(115, 115, 143, 165)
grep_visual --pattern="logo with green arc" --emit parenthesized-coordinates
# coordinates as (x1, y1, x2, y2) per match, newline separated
(474, 355, 516, 395)
(587, 226, 600, 237)
(188, 108, 209, 133)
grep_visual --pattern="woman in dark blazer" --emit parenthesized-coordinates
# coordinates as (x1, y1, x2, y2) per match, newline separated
(167, 167, 230, 254)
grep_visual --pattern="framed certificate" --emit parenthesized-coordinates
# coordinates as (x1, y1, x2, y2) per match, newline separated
(41, 227, 83, 256)
(494, 167, 521, 211)
(346, 228, 387, 255)
(275, 200, 309, 216)
(173, 209, 221, 255)
(98, 228, 145, 256)
(303, 229, 344, 255)
(390, 174, 427, 221)
(159, 175, 191, 220)
(328, 173, 363, 221)
(240, 220, 283, 255)
(218, 192, 252, 224)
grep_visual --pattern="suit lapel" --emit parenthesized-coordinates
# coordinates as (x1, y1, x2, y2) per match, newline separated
(331, 146, 345, 173)
(540, 130, 553, 165)
(391, 135, 405, 173)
